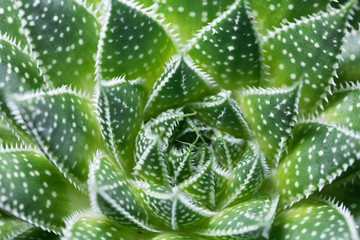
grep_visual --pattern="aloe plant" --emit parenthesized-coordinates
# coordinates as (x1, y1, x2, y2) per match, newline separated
(0, 0, 359, 239)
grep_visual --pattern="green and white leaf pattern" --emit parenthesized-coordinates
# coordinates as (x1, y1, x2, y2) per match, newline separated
(0, 0, 359, 239)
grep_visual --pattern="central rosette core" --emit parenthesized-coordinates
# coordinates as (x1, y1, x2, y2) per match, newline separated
(131, 108, 267, 229)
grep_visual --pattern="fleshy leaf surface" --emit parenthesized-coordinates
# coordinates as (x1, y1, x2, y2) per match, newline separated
(318, 81, 360, 132)
(249, 0, 331, 35)
(63, 212, 155, 240)
(262, 1, 354, 113)
(99, 0, 176, 89)
(98, 77, 147, 173)
(140, 184, 215, 230)
(270, 199, 360, 240)
(89, 153, 155, 232)
(198, 196, 278, 239)
(9, 88, 101, 189)
(16, 0, 99, 91)
(191, 91, 251, 139)
(219, 147, 267, 209)
(187, 0, 261, 89)
(0, 146, 87, 234)
(276, 121, 360, 205)
(237, 85, 300, 168)
(144, 56, 216, 119)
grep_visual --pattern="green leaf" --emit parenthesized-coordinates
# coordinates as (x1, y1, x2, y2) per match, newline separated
(0, 146, 87, 234)
(219, 146, 268, 209)
(0, 117, 26, 145)
(0, 1, 28, 46)
(187, 0, 261, 89)
(248, 0, 331, 35)
(154, 0, 234, 44)
(237, 84, 300, 168)
(261, 1, 354, 113)
(140, 184, 215, 230)
(144, 55, 217, 119)
(152, 233, 209, 240)
(269, 199, 360, 240)
(166, 145, 194, 185)
(190, 91, 251, 139)
(212, 133, 247, 169)
(16, 0, 99, 92)
(197, 196, 278, 239)
(63, 212, 156, 240)
(318, 81, 360, 132)
(98, 0, 176, 89)
(9, 87, 102, 190)
(98, 77, 147, 173)
(179, 159, 216, 210)
(337, 30, 360, 84)
(275, 121, 360, 206)
(89, 152, 155, 232)
(134, 109, 187, 185)
(0, 36, 45, 125)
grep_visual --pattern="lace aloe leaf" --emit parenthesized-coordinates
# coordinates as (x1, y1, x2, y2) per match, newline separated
(179, 159, 216, 210)
(219, 146, 268, 209)
(275, 120, 360, 206)
(318, 81, 360, 132)
(16, 0, 99, 92)
(261, 0, 355, 113)
(248, 0, 331, 35)
(0, 35, 45, 137)
(166, 146, 193, 185)
(62, 211, 156, 240)
(187, 0, 261, 89)
(337, 30, 360, 84)
(134, 109, 187, 185)
(190, 91, 251, 139)
(197, 195, 278, 239)
(320, 182, 360, 233)
(89, 152, 156, 232)
(237, 84, 300, 168)
(98, 0, 176, 90)
(0, 214, 59, 240)
(140, 184, 215, 230)
(0, 0, 28, 46)
(154, 0, 234, 44)
(212, 133, 247, 169)
(0, 117, 27, 145)
(144, 55, 217, 119)
(269, 199, 360, 240)
(8, 88, 102, 190)
(98, 77, 147, 173)
(0, 146, 88, 234)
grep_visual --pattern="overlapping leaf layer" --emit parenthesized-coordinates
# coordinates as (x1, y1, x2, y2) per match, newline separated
(0, 0, 359, 239)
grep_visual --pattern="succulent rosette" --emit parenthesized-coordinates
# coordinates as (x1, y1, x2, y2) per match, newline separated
(0, 0, 359, 239)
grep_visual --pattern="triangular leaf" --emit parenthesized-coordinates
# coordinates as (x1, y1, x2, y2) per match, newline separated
(197, 196, 278, 239)
(98, 77, 147, 173)
(270, 199, 360, 240)
(140, 184, 215, 230)
(275, 121, 360, 206)
(0, 146, 87, 234)
(187, 0, 261, 89)
(261, 1, 354, 113)
(9, 88, 102, 190)
(237, 84, 300, 168)
(219, 146, 268, 209)
(16, 0, 100, 91)
(98, 0, 176, 89)
(89, 153, 155, 232)
(190, 91, 251, 139)
(144, 55, 216, 119)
